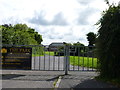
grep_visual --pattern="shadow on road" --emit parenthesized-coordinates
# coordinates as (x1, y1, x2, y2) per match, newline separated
(73, 79, 119, 89)
(2, 74, 25, 80)
(2, 73, 62, 82)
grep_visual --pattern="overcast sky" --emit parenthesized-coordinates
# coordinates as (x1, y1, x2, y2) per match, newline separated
(0, 0, 119, 45)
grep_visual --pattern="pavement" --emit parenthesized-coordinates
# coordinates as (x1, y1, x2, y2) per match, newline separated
(1, 70, 120, 89)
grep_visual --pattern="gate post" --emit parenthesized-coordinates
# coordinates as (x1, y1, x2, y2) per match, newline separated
(65, 45, 69, 75)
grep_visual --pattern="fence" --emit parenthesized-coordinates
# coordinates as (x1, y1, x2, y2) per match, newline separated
(1, 44, 98, 73)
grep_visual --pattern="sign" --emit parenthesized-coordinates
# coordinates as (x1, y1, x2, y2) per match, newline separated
(1, 47, 32, 70)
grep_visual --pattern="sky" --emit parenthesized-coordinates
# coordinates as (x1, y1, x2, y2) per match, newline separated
(0, 0, 119, 45)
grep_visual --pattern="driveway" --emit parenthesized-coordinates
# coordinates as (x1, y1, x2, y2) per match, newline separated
(2, 70, 64, 88)
(1, 70, 119, 89)
(1, 55, 119, 89)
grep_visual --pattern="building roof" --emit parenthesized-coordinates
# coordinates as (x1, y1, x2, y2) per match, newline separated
(49, 42, 65, 46)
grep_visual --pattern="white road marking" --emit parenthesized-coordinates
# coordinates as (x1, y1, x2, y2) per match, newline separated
(54, 76, 62, 88)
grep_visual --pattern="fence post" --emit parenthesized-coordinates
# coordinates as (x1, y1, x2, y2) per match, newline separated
(65, 45, 69, 75)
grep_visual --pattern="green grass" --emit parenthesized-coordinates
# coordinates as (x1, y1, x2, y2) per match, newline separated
(69, 56, 98, 68)
(32, 51, 97, 69)
(32, 51, 55, 57)
(45, 51, 55, 56)
(32, 54, 43, 57)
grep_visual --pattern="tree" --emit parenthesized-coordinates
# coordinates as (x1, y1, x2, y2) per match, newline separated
(104, 0, 110, 6)
(0, 25, 2, 45)
(69, 42, 84, 56)
(96, 5, 120, 78)
(73, 42, 84, 46)
(1, 24, 43, 45)
(86, 32, 96, 46)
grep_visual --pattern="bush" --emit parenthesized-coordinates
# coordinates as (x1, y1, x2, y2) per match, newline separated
(96, 5, 120, 78)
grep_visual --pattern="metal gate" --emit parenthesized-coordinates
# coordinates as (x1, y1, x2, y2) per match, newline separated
(2, 44, 98, 73)
(63, 45, 98, 74)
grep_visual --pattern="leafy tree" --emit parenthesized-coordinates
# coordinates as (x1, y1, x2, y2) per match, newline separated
(73, 42, 84, 46)
(1, 24, 43, 45)
(86, 32, 96, 46)
(73, 42, 85, 55)
(34, 32, 43, 44)
(96, 5, 120, 78)
(0, 25, 2, 45)
(104, 0, 110, 6)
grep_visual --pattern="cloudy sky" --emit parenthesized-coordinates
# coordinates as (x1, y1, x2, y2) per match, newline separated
(0, 0, 119, 45)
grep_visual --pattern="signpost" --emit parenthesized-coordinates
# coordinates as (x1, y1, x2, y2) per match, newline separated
(1, 47, 32, 70)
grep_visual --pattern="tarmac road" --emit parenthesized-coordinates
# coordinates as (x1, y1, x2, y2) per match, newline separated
(1, 55, 119, 89)
(1, 70, 119, 89)
(2, 70, 64, 88)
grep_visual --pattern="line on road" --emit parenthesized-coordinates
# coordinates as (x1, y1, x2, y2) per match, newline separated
(54, 76, 62, 88)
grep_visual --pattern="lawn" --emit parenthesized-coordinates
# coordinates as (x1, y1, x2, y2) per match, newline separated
(32, 51, 54, 56)
(32, 54, 43, 57)
(69, 56, 98, 68)
(45, 51, 55, 56)
(32, 51, 98, 69)
(45, 52, 98, 68)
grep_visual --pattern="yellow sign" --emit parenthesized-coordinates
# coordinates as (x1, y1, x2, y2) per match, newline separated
(1, 48, 7, 53)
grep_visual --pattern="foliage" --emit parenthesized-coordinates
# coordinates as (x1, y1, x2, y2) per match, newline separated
(104, 0, 110, 6)
(72, 42, 85, 55)
(0, 26, 2, 45)
(1, 24, 43, 55)
(73, 42, 84, 46)
(55, 42, 85, 56)
(1, 24, 43, 45)
(95, 76, 120, 88)
(96, 5, 120, 78)
(86, 32, 96, 46)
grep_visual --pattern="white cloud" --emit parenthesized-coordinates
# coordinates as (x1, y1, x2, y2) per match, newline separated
(29, 12, 69, 26)
(0, 0, 119, 45)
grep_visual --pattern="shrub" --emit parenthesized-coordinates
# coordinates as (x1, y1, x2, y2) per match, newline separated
(96, 5, 120, 78)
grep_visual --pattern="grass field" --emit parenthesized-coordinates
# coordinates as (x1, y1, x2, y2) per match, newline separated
(32, 54, 43, 57)
(69, 56, 98, 68)
(32, 51, 55, 56)
(32, 51, 98, 68)
(45, 51, 55, 56)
